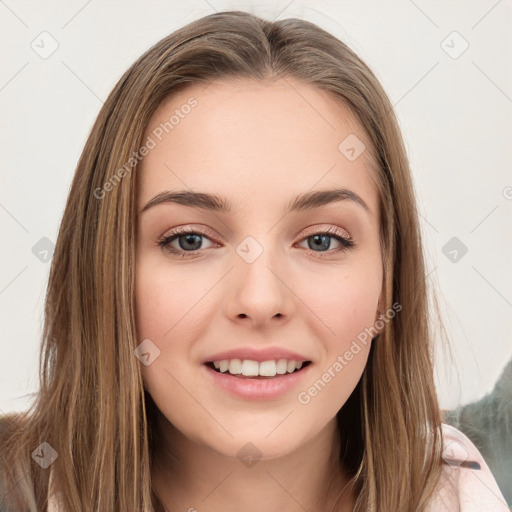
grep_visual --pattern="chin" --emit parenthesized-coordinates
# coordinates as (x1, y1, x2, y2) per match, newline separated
(198, 425, 308, 463)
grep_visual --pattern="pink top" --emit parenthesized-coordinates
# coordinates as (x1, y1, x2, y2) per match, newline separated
(425, 423, 509, 511)
(47, 423, 509, 511)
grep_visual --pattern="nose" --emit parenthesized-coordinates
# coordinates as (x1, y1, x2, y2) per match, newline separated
(224, 239, 294, 328)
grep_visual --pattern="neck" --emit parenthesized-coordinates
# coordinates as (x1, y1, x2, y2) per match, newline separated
(151, 412, 355, 512)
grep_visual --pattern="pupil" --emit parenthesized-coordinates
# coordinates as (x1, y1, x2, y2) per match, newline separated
(309, 234, 330, 251)
(180, 234, 202, 251)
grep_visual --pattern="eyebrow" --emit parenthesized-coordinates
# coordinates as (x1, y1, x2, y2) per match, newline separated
(140, 188, 370, 215)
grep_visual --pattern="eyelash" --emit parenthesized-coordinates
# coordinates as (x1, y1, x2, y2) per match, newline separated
(156, 225, 355, 259)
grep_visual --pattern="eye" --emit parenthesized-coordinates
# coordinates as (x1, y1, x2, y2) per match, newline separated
(296, 226, 355, 256)
(157, 227, 218, 257)
(156, 225, 355, 258)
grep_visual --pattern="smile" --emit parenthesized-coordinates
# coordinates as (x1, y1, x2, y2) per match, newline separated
(203, 359, 313, 400)
(207, 358, 311, 378)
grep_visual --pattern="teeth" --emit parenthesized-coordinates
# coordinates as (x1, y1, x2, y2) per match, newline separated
(276, 359, 287, 374)
(212, 358, 308, 377)
(229, 359, 242, 375)
(241, 360, 259, 376)
(259, 360, 276, 377)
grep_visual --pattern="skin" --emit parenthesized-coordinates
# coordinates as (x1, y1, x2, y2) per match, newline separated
(135, 77, 384, 512)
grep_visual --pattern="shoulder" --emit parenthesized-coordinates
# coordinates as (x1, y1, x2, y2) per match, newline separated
(426, 423, 509, 511)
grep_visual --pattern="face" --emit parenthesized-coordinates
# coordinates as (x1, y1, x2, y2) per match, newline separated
(135, 78, 383, 461)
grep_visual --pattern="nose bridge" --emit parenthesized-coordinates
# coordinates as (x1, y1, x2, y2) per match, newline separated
(236, 231, 283, 289)
(227, 231, 292, 320)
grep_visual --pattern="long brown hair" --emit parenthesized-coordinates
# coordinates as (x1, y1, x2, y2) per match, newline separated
(0, 10, 445, 511)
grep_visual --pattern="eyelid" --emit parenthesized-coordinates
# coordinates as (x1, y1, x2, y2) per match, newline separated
(158, 224, 219, 242)
(300, 224, 351, 240)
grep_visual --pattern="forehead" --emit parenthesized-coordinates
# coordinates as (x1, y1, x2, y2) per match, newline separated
(138, 78, 379, 212)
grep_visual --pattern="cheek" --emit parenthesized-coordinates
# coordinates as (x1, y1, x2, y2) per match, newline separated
(134, 258, 209, 341)
(292, 256, 381, 412)
(135, 265, 190, 397)
(332, 279, 380, 345)
(314, 281, 375, 380)
(134, 257, 217, 385)
(297, 259, 381, 348)
(295, 274, 376, 417)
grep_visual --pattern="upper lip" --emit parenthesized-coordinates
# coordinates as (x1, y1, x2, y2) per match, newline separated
(203, 347, 311, 364)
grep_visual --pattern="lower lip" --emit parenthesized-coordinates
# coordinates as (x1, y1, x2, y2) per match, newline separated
(202, 363, 312, 400)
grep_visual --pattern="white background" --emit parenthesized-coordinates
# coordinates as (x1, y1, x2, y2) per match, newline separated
(1, 0, 511, 414)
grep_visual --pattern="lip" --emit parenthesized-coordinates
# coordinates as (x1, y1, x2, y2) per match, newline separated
(202, 360, 313, 400)
(202, 347, 311, 364)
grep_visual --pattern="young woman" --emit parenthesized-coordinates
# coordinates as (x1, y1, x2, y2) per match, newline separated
(0, 10, 507, 512)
